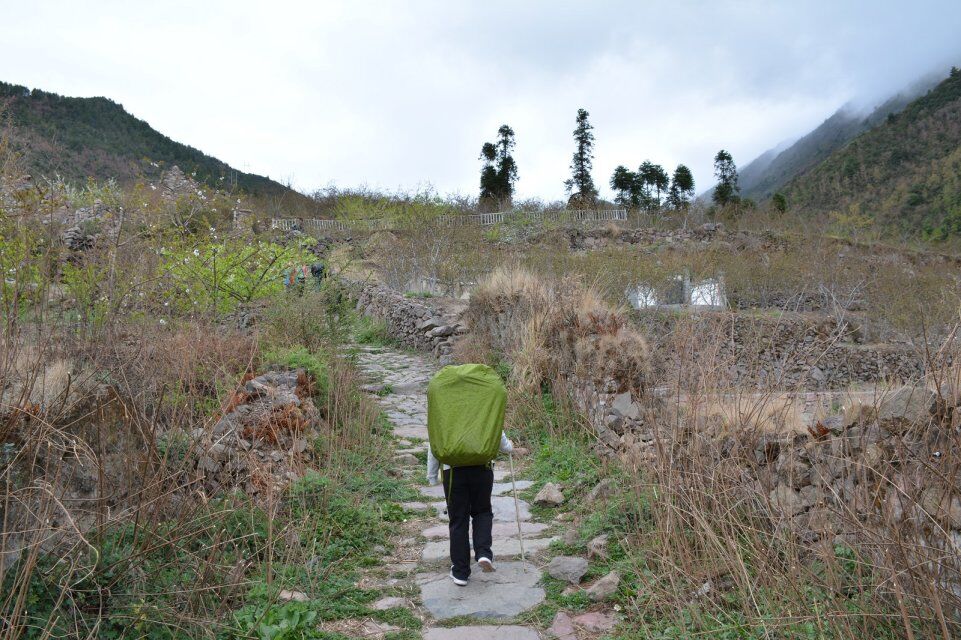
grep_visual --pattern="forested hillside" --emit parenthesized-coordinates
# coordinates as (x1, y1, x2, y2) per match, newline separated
(784, 68, 961, 239)
(740, 86, 930, 201)
(0, 81, 306, 202)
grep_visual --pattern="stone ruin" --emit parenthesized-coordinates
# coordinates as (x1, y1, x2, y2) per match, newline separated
(350, 280, 466, 360)
(186, 368, 321, 498)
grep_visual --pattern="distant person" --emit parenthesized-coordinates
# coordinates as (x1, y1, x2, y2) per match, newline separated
(425, 364, 512, 586)
(284, 262, 325, 293)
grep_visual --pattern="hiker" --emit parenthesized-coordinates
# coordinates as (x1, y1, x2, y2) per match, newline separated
(284, 262, 325, 293)
(427, 431, 513, 585)
(425, 364, 513, 586)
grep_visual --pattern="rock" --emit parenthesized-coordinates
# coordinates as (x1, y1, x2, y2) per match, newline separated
(595, 424, 621, 449)
(393, 453, 419, 465)
(546, 556, 588, 584)
(491, 480, 534, 496)
(372, 596, 410, 610)
(424, 626, 541, 640)
(587, 534, 609, 560)
(769, 483, 817, 517)
(418, 317, 443, 331)
(421, 522, 549, 539)
(586, 570, 620, 601)
(199, 455, 221, 473)
(611, 392, 640, 420)
(421, 536, 556, 563)
(605, 414, 624, 433)
(418, 561, 545, 619)
(277, 589, 309, 602)
(428, 325, 455, 338)
(587, 478, 616, 503)
(572, 611, 617, 632)
(208, 443, 228, 461)
(361, 620, 401, 636)
(919, 489, 961, 528)
(534, 482, 564, 506)
(691, 580, 714, 600)
(877, 386, 937, 432)
(547, 611, 577, 640)
(562, 528, 579, 546)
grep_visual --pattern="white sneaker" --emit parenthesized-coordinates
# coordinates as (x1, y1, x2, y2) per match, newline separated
(449, 569, 468, 586)
(478, 557, 495, 572)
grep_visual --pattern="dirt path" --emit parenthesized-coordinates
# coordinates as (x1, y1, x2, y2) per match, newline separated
(354, 345, 551, 639)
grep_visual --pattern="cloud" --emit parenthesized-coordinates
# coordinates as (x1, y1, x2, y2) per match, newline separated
(1, 0, 959, 200)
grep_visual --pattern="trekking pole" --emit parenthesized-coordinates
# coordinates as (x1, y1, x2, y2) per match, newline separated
(508, 450, 526, 566)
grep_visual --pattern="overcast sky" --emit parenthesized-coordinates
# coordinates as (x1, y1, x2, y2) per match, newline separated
(2, 1, 960, 201)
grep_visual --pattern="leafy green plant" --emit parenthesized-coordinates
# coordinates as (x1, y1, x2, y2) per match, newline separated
(161, 238, 314, 313)
(61, 259, 112, 328)
(354, 316, 392, 346)
(232, 602, 319, 640)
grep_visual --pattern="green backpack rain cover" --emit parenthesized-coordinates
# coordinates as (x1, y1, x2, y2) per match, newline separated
(427, 364, 507, 467)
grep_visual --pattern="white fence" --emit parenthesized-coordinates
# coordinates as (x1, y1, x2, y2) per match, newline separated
(267, 208, 627, 233)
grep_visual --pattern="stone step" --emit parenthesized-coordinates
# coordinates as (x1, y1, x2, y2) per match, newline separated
(421, 536, 557, 563)
(394, 426, 429, 439)
(423, 626, 540, 640)
(418, 561, 545, 620)
(430, 496, 531, 523)
(419, 480, 533, 500)
(397, 446, 427, 455)
(421, 521, 550, 539)
(400, 501, 432, 512)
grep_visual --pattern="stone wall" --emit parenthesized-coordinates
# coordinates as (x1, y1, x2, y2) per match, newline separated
(639, 310, 924, 390)
(348, 279, 464, 358)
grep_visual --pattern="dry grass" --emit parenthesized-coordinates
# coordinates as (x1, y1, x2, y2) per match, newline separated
(466, 265, 650, 393)
(604, 317, 961, 638)
(0, 154, 396, 638)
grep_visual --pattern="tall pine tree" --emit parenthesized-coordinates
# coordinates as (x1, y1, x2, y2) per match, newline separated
(478, 125, 518, 208)
(564, 108, 598, 203)
(610, 165, 638, 207)
(667, 164, 695, 209)
(479, 142, 498, 205)
(712, 149, 740, 207)
(494, 125, 518, 204)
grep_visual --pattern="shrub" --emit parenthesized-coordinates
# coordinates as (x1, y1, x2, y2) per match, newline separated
(466, 265, 650, 393)
(160, 238, 314, 314)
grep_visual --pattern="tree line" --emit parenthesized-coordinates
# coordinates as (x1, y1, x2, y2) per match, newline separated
(477, 108, 746, 213)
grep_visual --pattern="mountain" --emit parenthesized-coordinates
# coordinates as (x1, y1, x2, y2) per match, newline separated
(0, 81, 308, 204)
(738, 80, 938, 202)
(783, 68, 961, 239)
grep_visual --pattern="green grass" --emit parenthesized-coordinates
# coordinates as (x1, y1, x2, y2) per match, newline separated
(354, 315, 394, 347)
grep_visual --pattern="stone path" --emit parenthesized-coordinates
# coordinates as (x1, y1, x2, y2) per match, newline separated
(354, 345, 550, 638)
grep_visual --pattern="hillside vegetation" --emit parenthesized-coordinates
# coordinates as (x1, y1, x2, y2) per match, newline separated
(784, 69, 961, 239)
(0, 81, 309, 206)
(739, 90, 918, 201)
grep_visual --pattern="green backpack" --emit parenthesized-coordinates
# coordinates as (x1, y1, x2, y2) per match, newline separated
(427, 364, 507, 467)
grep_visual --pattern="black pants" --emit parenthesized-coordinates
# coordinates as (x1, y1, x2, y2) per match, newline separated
(442, 464, 494, 580)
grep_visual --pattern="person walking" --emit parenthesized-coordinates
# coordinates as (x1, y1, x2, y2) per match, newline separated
(425, 363, 512, 586)
(427, 432, 513, 585)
